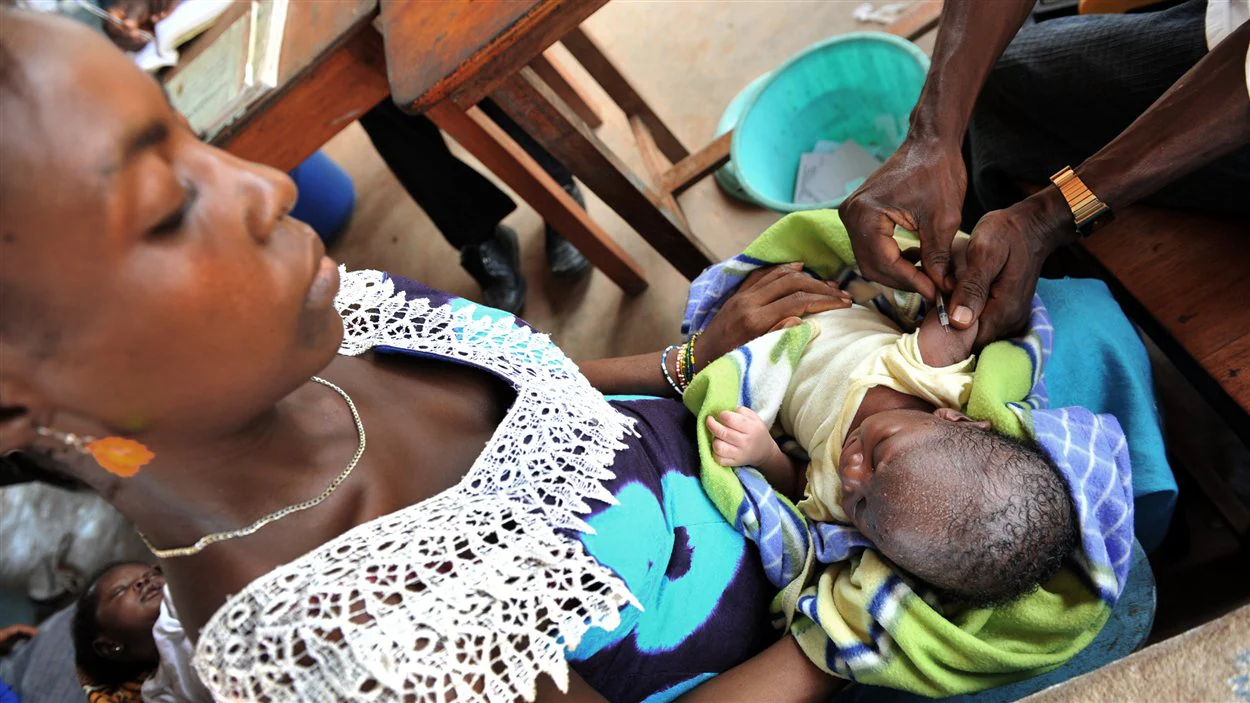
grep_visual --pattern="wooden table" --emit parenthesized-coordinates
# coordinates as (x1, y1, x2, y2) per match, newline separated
(202, 0, 389, 173)
(1080, 207, 1250, 427)
(379, 0, 725, 285)
(198, 0, 720, 294)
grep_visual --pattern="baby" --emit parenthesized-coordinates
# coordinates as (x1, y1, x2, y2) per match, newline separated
(72, 562, 210, 702)
(706, 259, 1077, 607)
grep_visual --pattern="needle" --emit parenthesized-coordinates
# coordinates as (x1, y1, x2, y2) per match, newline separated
(935, 293, 951, 333)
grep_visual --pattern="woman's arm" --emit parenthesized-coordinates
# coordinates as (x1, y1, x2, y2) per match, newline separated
(579, 350, 684, 398)
(676, 636, 845, 703)
(535, 636, 843, 703)
(580, 265, 852, 396)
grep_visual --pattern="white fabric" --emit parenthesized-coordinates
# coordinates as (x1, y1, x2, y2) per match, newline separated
(1205, 0, 1249, 49)
(779, 308, 975, 524)
(192, 270, 639, 702)
(142, 587, 212, 703)
(1205, 0, 1250, 98)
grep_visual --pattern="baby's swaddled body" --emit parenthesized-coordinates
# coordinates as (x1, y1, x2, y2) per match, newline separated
(778, 304, 975, 524)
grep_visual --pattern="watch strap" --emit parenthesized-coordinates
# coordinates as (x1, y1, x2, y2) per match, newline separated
(1049, 166, 1113, 237)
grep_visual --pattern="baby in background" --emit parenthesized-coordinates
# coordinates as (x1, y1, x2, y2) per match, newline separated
(706, 247, 1078, 607)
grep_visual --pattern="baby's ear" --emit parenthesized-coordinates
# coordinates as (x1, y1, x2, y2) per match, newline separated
(933, 407, 992, 430)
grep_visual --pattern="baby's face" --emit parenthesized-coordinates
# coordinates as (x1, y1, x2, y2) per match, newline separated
(838, 408, 990, 569)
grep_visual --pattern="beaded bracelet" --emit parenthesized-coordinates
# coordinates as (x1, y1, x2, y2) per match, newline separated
(683, 332, 701, 385)
(660, 345, 684, 395)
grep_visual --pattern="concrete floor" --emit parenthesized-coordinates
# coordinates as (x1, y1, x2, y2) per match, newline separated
(322, 0, 916, 362)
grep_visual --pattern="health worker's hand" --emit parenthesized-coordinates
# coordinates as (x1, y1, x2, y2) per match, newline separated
(839, 138, 966, 301)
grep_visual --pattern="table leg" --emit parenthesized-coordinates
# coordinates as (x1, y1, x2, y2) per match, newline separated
(629, 117, 690, 234)
(428, 99, 648, 295)
(528, 50, 604, 129)
(560, 26, 689, 164)
(491, 68, 716, 280)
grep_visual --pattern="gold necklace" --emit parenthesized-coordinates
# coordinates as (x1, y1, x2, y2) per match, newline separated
(139, 376, 367, 559)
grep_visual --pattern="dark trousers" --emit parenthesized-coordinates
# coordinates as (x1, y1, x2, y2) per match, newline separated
(964, 0, 1250, 223)
(358, 99, 575, 250)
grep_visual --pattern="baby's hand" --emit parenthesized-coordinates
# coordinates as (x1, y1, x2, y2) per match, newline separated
(707, 408, 776, 467)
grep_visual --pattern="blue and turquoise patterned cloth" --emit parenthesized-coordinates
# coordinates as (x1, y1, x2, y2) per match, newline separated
(378, 276, 776, 703)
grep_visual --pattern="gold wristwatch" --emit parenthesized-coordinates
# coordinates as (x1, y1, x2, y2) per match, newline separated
(1049, 166, 1113, 237)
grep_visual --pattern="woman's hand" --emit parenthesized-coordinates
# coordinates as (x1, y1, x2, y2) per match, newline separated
(839, 137, 966, 301)
(103, 0, 180, 51)
(697, 263, 852, 365)
(579, 264, 849, 397)
(0, 623, 36, 655)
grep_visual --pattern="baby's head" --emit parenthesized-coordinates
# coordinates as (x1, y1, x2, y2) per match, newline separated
(839, 408, 1076, 607)
(72, 561, 164, 686)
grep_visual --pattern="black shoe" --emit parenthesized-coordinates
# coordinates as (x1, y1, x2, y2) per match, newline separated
(545, 182, 593, 279)
(461, 225, 526, 315)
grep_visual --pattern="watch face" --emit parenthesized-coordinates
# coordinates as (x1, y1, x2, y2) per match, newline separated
(1077, 210, 1115, 237)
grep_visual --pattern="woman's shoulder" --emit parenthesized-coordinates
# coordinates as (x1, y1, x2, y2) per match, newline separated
(193, 270, 642, 701)
(335, 268, 537, 332)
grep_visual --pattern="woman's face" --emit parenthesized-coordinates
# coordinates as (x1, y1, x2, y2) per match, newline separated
(0, 12, 343, 453)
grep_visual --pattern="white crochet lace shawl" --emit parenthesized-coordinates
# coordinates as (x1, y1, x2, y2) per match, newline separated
(192, 270, 639, 702)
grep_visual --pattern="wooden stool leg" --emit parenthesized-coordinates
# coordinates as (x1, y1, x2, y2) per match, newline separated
(629, 117, 690, 233)
(528, 50, 604, 129)
(661, 131, 733, 196)
(560, 26, 690, 164)
(428, 99, 648, 295)
(491, 68, 716, 280)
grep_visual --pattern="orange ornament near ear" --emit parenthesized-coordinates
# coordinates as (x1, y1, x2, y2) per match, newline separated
(85, 437, 154, 477)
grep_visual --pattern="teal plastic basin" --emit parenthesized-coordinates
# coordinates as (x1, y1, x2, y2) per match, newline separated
(715, 32, 930, 212)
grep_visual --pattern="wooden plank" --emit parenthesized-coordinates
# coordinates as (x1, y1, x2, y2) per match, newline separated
(529, 49, 604, 129)
(630, 117, 690, 233)
(1077, 204, 1250, 555)
(660, 130, 733, 196)
(884, 0, 944, 40)
(1199, 342, 1250, 422)
(428, 100, 648, 295)
(491, 68, 716, 280)
(219, 25, 390, 171)
(1082, 207, 1250, 378)
(379, 0, 608, 113)
(560, 26, 690, 163)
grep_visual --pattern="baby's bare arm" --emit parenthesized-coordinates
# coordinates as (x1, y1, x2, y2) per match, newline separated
(757, 446, 806, 504)
(917, 305, 978, 366)
(918, 236, 979, 365)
